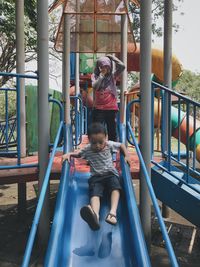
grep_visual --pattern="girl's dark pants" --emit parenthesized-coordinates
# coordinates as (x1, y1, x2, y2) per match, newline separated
(92, 109, 117, 141)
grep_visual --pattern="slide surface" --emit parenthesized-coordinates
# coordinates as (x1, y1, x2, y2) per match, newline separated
(44, 163, 151, 267)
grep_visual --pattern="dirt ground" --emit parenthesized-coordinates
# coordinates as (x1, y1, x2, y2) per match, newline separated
(0, 181, 199, 267)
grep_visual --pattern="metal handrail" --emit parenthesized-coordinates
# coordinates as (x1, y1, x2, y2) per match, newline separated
(0, 72, 38, 165)
(152, 81, 200, 107)
(21, 121, 63, 267)
(127, 122, 178, 267)
(119, 122, 151, 266)
(152, 81, 200, 179)
(0, 72, 38, 80)
(49, 97, 64, 147)
(126, 98, 140, 146)
(70, 95, 84, 146)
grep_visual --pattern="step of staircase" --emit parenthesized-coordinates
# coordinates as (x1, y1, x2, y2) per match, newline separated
(152, 161, 200, 227)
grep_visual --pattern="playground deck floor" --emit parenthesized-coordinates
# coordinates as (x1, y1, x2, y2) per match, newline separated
(0, 135, 162, 185)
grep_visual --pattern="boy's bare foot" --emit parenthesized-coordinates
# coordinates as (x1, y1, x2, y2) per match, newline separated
(80, 205, 100, 231)
(105, 213, 117, 225)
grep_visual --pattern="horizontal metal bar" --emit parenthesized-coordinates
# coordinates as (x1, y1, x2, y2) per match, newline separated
(0, 150, 17, 154)
(0, 88, 17, 91)
(65, 31, 132, 34)
(0, 163, 39, 170)
(63, 12, 127, 15)
(0, 72, 38, 79)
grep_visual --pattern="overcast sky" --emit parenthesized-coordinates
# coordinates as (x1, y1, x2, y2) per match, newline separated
(155, 0, 200, 73)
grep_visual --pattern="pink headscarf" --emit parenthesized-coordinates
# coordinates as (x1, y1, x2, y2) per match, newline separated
(93, 56, 117, 96)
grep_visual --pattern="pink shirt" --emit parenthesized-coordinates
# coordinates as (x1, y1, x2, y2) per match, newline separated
(94, 88, 118, 110)
(92, 74, 118, 111)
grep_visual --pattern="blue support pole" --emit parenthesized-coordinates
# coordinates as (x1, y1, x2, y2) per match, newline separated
(16, 77, 21, 165)
(193, 106, 196, 170)
(186, 103, 190, 182)
(5, 90, 8, 152)
(178, 98, 181, 161)
(167, 92, 172, 171)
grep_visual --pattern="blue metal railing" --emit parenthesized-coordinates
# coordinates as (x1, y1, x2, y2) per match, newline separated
(21, 121, 63, 267)
(0, 72, 38, 170)
(119, 124, 151, 267)
(49, 96, 64, 147)
(0, 117, 17, 152)
(0, 72, 38, 165)
(126, 121, 179, 267)
(0, 88, 17, 153)
(127, 99, 200, 197)
(152, 81, 200, 181)
(70, 95, 86, 147)
(126, 98, 140, 146)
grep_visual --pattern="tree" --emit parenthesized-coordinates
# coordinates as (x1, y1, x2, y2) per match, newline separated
(175, 70, 200, 103)
(129, 0, 184, 42)
(0, 0, 37, 86)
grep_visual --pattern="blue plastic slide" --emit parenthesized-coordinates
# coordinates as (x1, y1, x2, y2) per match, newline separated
(44, 159, 151, 267)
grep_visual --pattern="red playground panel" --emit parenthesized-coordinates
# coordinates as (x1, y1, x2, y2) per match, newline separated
(0, 135, 162, 184)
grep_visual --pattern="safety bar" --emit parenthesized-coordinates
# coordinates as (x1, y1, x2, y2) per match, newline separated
(126, 98, 140, 146)
(152, 81, 200, 181)
(70, 95, 84, 147)
(127, 122, 179, 267)
(119, 123, 151, 267)
(0, 72, 38, 79)
(49, 96, 64, 147)
(21, 121, 63, 267)
(0, 72, 38, 166)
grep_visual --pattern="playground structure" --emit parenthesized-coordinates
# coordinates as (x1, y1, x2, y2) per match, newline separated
(0, 0, 200, 267)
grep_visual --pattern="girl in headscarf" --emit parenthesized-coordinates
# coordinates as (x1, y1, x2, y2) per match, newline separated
(91, 55, 125, 141)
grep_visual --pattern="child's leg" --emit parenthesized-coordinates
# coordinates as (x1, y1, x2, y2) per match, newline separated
(106, 190, 120, 225)
(90, 196, 100, 219)
(80, 182, 103, 230)
(110, 190, 120, 216)
(80, 197, 101, 231)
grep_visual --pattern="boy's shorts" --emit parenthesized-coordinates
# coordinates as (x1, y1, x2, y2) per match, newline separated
(88, 175, 122, 198)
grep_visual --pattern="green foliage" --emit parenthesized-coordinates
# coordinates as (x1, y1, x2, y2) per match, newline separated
(0, 0, 37, 85)
(129, 0, 184, 41)
(0, 90, 16, 120)
(128, 72, 140, 89)
(175, 70, 200, 102)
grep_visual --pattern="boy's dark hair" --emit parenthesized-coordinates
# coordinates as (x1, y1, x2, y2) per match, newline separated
(88, 123, 107, 138)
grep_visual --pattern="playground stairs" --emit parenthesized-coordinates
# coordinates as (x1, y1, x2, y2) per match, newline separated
(152, 161, 200, 227)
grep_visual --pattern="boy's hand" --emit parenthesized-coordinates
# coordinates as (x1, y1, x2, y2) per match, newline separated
(62, 153, 70, 163)
(124, 156, 131, 166)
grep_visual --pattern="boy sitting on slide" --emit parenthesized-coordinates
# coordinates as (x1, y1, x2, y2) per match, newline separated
(62, 123, 130, 231)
